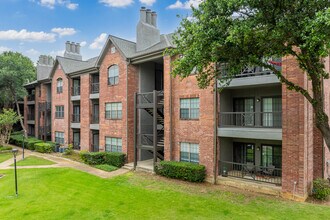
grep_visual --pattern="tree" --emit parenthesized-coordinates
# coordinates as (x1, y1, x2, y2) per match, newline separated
(168, 0, 330, 151)
(0, 109, 20, 146)
(0, 52, 36, 137)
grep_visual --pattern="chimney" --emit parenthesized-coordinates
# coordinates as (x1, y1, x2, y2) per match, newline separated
(140, 7, 147, 23)
(136, 7, 160, 51)
(64, 41, 82, 60)
(37, 55, 54, 81)
(151, 11, 157, 27)
(146, 9, 152, 24)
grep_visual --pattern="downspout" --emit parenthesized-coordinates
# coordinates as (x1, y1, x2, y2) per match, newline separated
(213, 64, 218, 184)
(321, 77, 325, 178)
(169, 56, 173, 161)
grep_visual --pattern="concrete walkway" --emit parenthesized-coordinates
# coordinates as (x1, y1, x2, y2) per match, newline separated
(0, 147, 130, 179)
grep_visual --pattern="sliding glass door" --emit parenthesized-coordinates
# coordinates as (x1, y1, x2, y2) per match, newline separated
(261, 145, 281, 168)
(234, 98, 254, 126)
(233, 142, 255, 164)
(262, 97, 282, 127)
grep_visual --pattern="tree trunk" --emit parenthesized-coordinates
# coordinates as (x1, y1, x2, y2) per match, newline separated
(13, 94, 27, 138)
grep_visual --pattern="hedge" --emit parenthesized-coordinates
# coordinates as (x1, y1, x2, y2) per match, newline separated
(0, 146, 12, 151)
(34, 143, 54, 153)
(155, 161, 206, 183)
(26, 140, 43, 150)
(313, 178, 330, 200)
(80, 152, 126, 168)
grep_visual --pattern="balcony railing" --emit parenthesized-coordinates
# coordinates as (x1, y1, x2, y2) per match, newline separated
(27, 94, 35, 101)
(219, 112, 282, 128)
(91, 114, 99, 124)
(38, 102, 51, 111)
(27, 114, 35, 120)
(72, 114, 80, 123)
(72, 86, 80, 96)
(219, 161, 282, 185)
(91, 82, 99, 94)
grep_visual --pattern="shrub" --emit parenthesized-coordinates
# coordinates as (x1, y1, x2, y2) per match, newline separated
(34, 143, 54, 153)
(94, 164, 118, 172)
(0, 146, 12, 151)
(80, 152, 126, 168)
(26, 140, 43, 150)
(64, 144, 73, 155)
(313, 178, 330, 200)
(155, 161, 206, 183)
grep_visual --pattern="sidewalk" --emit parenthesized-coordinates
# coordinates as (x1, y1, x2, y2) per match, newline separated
(0, 147, 130, 179)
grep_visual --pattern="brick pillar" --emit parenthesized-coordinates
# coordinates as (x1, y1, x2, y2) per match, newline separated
(80, 74, 91, 151)
(163, 55, 171, 161)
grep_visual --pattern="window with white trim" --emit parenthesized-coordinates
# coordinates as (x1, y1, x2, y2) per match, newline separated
(55, 132, 64, 144)
(180, 98, 199, 119)
(180, 142, 199, 163)
(55, 105, 64, 118)
(57, 78, 63, 93)
(105, 102, 122, 119)
(105, 137, 122, 152)
(108, 65, 119, 85)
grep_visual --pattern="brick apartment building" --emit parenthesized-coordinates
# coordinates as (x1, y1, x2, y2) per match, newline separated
(24, 7, 330, 200)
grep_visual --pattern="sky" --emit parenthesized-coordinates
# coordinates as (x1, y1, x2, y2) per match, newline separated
(0, 0, 201, 63)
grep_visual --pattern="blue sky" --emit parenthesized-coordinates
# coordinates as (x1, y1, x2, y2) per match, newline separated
(0, 0, 200, 63)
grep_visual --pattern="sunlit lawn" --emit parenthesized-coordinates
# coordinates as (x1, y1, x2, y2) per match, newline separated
(10, 156, 55, 166)
(0, 168, 329, 220)
(0, 153, 12, 163)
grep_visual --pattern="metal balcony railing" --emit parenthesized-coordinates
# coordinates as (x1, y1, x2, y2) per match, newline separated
(27, 114, 35, 120)
(27, 94, 35, 101)
(219, 161, 282, 185)
(91, 82, 99, 94)
(136, 90, 164, 106)
(71, 114, 80, 123)
(72, 86, 80, 96)
(219, 112, 282, 128)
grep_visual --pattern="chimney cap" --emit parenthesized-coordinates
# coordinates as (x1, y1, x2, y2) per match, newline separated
(141, 6, 146, 10)
(147, 9, 151, 11)
(152, 11, 156, 14)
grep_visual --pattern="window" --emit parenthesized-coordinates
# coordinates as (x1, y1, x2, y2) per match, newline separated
(108, 65, 119, 85)
(262, 97, 282, 127)
(261, 145, 282, 168)
(105, 137, 122, 152)
(105, 102, 122, 119)
(180, 142, 199, 163)
(180, 98, 199, 119)
(55, 105, 64, 118)
(233, 98, 255, 126)
(55, 132, 64, 144)
(57, 78, 63, 93)
(233, 143, 255, 164)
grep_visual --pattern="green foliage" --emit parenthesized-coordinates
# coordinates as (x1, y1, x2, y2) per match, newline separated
(80, 152, 126, 168)
(155, 161, 206, 182)
(0, 109, 20, 145)
(63, 144, 73, 155)
(34, 143, 54, 153)
(313, 178, 330, 200)
(0, 145, 12, 151)
(94, 164, 118, 172)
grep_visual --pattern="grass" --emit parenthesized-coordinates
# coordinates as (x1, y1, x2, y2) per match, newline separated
(10, 156, 55, 166)
(0, 152, 13, 163)
(0, 168, 329, 219)
(61, 151, 83, 163)
(94, 164, 118, 172)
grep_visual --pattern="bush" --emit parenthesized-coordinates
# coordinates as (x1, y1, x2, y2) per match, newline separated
(34, 143, 54, 153)
(155, 161, 206, 183)
(80, 152, 126, 168)
(313, 178, 330, 200)
(64, 144, 74, 155)
(0, 146, 12, 151)
(26, 140, 43, 150)
(94, 164, 118, 172)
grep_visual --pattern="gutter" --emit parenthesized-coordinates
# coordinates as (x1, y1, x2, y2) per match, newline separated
(126, 59, 131, 161)
(67, 75, 71, 146)
(213, 64, 218, 184)
(321, 77, 325, 178)
(169, 56, 173, 161)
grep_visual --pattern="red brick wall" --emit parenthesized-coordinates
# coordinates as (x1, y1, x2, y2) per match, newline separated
(163, 56, 216, 176)
(78, 74, 91, 151)
(51, 63, 70, 144)
(98, 43, 139, 162)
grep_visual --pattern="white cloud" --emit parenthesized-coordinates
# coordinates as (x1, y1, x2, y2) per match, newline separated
(139, 0, 156, 6)
(51, 27, 77, 37)
(66, 2, 78, 10)
(99, 0, 133, 8)
(80, 41, 87, 47)
(36, 0, 78, 10)
(167, 0, 202, 9)
(89, 33, 107, 49)
(26, 49, 40, 56)
(0, 46, 11, 53)
(0, 29, 56, 42)
(49, 49, 65, 57)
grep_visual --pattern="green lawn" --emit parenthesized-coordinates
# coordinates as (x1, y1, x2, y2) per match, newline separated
(0, 153, 13, 163)
(0, 168, 329, 220)
(11, 156, 55, 166)
(94, 164, 118, 172)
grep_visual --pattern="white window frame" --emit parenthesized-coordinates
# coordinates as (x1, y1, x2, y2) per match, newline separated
(180, 142, 199, 163)
(105, 137, 122, 152)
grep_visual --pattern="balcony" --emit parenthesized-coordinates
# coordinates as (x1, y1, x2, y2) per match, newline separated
(90, 114, 99, 130)
(39, 125, 51, 135)
(72, 86, 80, 96)
(38, 102, 51, 111)
(91, 82, 99, 94)
(218, 112, 282, 140)
(27, 114, 35, 121)
(71, 114, 80, 123)
(27, 94, 35, 104)
(136, 90, 164, 109)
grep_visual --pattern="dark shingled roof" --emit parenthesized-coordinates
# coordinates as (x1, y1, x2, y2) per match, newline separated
(57, 56, 98, 74)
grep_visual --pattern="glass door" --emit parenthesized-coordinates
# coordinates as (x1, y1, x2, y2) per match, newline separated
(262, 97, 282, 127)
(234, 98, 254, 126)
(261, 145, 282, 168)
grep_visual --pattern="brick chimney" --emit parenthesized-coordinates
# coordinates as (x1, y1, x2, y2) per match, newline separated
(136, 7, 160, 51)
(64, 41, 82, 60)
(37, 55, 54, 81)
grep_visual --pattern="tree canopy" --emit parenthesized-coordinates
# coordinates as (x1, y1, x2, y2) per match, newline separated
(168, 0, 330, 150)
